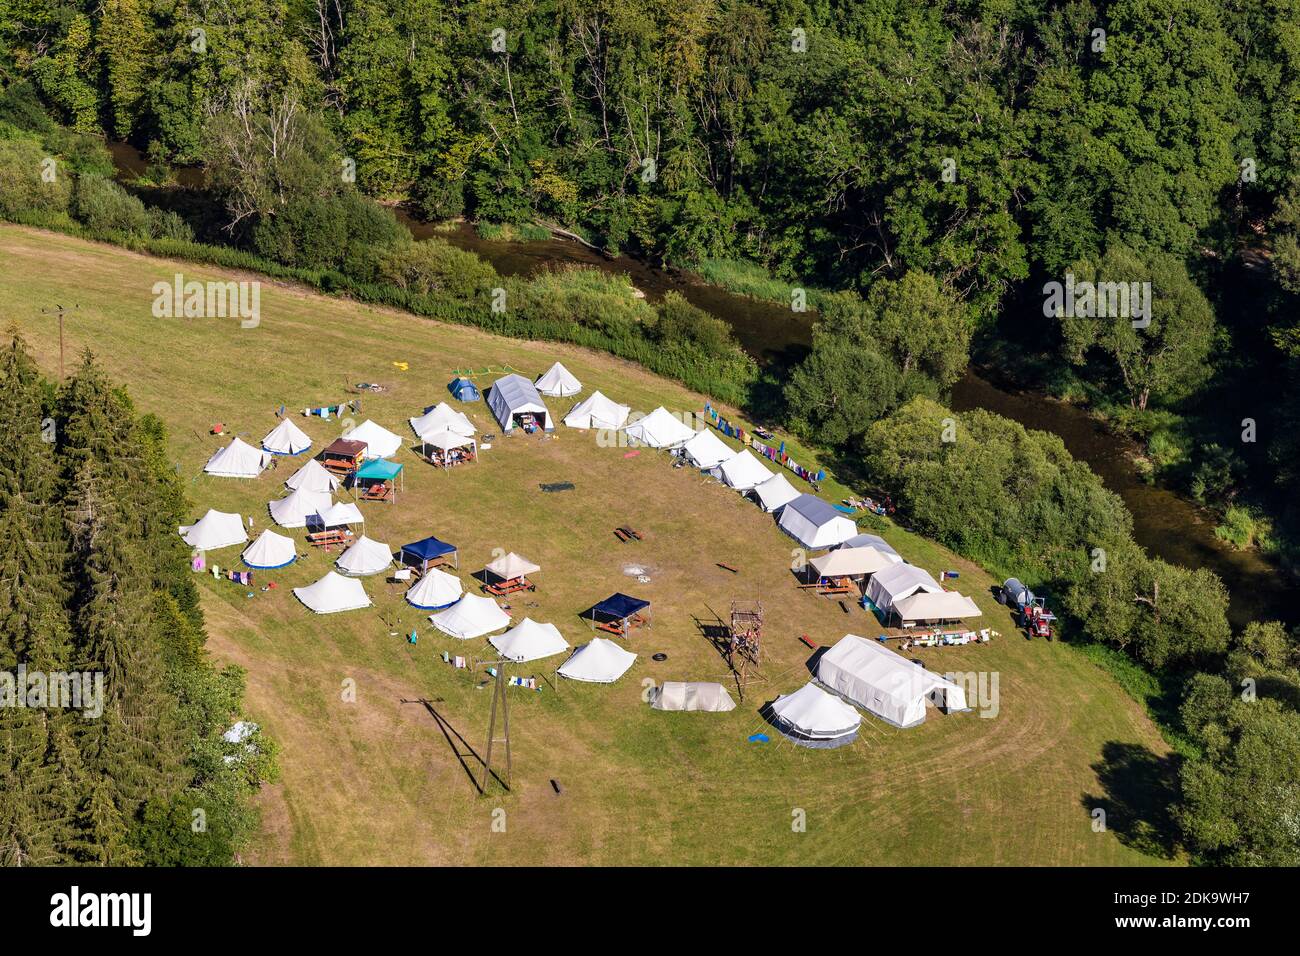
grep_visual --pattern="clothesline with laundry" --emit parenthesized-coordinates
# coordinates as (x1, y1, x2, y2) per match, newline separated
(702, 402, 826, 485)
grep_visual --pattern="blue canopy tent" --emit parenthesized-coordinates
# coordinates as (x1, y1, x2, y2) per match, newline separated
(400, 535, 458, 571)
(449, 377, 480, 402)
(353, 457, 404, 503)
(584, 592, 651, 637)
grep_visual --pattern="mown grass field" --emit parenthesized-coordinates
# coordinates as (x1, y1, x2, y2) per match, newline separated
(1, 223, 1178, 865)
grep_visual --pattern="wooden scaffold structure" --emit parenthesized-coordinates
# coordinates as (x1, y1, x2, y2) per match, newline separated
(726, 600, 765, 700)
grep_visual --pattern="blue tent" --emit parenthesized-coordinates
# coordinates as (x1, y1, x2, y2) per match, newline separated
(585, 593, 651, 634)
(449, 378, 480, 402)
(400, 535, 458, 570)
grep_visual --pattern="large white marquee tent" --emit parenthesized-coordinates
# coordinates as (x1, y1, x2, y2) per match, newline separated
(488, 374, 554, 432)
(865, 563, 945, 616)
(179, 510, 247, 551)
(204, 437, 271, 478)
(534, 362, 582, 397)
(620, 407, 696, 448)
(431, 593, 511, 639)
(261, 418, 313, 456)
(293, 571, 372, 614)
(563, 391, 630, 430)
(815, 634, 969, 728)
(557, 638, 637, 683)
(777, 494, 858, 549)
(490, 618, 570, 663)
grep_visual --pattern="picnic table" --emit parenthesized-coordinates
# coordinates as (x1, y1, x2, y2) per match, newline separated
(360, 483, 392, 501)
(307, 529, 353, 548)
(484, 578, 536, 596)
(614, 526, 643, 542)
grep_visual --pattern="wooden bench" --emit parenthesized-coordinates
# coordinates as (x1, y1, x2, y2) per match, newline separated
(614, 526, 643, 542)
(360, 483, 392, 501)
(484, 578, 535, 596)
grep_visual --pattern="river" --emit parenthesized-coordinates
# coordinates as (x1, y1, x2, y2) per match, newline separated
(109, 142, 1288, 625)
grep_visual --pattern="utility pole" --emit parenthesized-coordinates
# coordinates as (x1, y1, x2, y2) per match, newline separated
(39, 303, 78, 379)
(479, 659, 512, 795)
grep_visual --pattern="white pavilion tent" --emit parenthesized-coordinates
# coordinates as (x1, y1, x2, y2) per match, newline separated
(893, 590, 983, 625)
(815, 634, 969, 727)
(484, 552, 540, 582)
(620, 407, 696, 448)
(768, 682, 861, 743)
(314, 501, 364, 529)
(204, 437, 271, 478)
(268, 488, 332, 528)
(416, 428, 477, 464)
(430, 593, 511, 639)
(488, 374, 553, 432)
(718, 449, 773, 491)
(179, 510, 247, 551)
(752, 472, 801, 513)
(681, 428, 734, 469)
(651, 682, 736, 712)
(489, 619, 570, 663)
(777, 494, 858, 549)
(334, 535, 393, 576)
(404, 567, 463, 610)
(557, 638, 637, 683)
(808, 546, 899, 580)
(865, 563, 945, 617)
(534, 362, 582, 397)
(409, 402, 475, 439)
(563, 391, 630, 430)
(344, 420, 403, 459)
(261, 418, 313, 456)
(293, 571, 372, 614)
(241, 529, 297, 568)
(284, 457, 340, 493)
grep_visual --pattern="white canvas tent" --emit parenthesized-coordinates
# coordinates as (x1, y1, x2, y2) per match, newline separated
(893, 590, 982, 625)
(489, 618, 570, 663)
(777, 494, 858, 549)
(314, 501, 364, 529)
(484, 552, 539, 581)
(752, 472, 801, 513)
(430, 593, 511, 639)
(409, 402, 475, 439)
(865, 563, 944, 617)
(534, 362, 582, 397)
(488, 374, 553, 432)
(620, 407, 696, 448)
(268, 488, 332, 529)
(344, 420, 403, 459)
(651, 681, 736, 712)
(815, 634, 969, 727)
(404, 567, 463, 610)
(261, 418, 313, 455)
(204, 437, 271, 478)
(557, 638, 637, 683)
(563, 391, 630, 430)
(768, 682, 861, 742)
(284, 457, 340, 493)
(179, 510, 247, 551)
(334, 535, 393, 576)
(681, 428, 734, 469)
(718, 449, 773, 491)
(836, 533, 902, 560)
(293, 571, 372, 614)
(809, 546, 899, 580)
(242, 529, 296, 568)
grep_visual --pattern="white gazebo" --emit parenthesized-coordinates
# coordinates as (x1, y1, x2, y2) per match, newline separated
(409, 402, 475, 439)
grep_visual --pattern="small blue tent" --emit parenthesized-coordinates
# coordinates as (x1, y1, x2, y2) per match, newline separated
(449, 378, 480, 402)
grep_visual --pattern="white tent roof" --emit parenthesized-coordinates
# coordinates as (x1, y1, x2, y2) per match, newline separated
(534, 362, 582, 397)
(284, 457, 340, 493)
(557, 638, 637, 683)
(893, 590, 983, 623)
(488, 374, 553, 432)
(261, 418, 313, 455)
(815, 634, 968, 728)
(769, 682, 861, 739)
(485, 552, 539, 581)
(293, 571, 372, 614)
(777, 494, 858, 549)
(404, 567, 463, 610)
(809, 546, 899, 579)
(242, 529, 297, 568)
(865, 562, 944, 614)
(315, 501, 364, 528)
(681, 428, 735, 469)
(719, 449, 773, 491)
(268, 488, 332, 528)
(419, 428, 476, 452)
(334, 535, 393, 576)
(652, 681, 737, 712)
(752, 472, 801, 513)
(179, 509, 248, 551)
(489, 618, 570, 663)
(204, 437, 270, 478)
(836, 533, 902, 560)
(431, 593, 511, 639)
(344, 420, 403, 459)
(620, 407, 696, 448)
(410, 402, 475, 439)
(563, 391, 630, 430)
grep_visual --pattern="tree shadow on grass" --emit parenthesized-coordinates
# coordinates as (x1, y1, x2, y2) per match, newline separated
(1081, 741, 1182, 860)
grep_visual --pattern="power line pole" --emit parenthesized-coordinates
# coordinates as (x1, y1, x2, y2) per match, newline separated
(479, 659, 512, 795)
(39, 303, 78, 379)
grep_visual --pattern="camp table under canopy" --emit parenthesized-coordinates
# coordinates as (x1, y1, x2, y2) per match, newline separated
(320, 437, 367, 478)
(585, 592, 651, 637)
(400, 535, 459, 571)
(353, 457, 404, 502)
(416, 428, 477, 468)
(482, 552, 540, 594)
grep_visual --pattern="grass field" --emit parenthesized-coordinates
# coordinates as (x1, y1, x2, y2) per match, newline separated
(1, 223, 1179, 866)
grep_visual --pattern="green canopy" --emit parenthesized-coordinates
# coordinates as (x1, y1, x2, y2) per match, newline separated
(355, 458, 403, 481)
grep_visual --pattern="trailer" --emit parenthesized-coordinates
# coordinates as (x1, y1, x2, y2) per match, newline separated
(1002, 578, 1056, 640)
